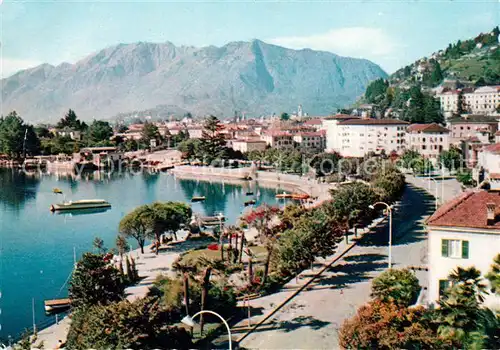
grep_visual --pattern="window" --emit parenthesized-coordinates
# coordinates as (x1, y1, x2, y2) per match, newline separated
(439, 279, 452, 296)
(441, 239, 469, 258)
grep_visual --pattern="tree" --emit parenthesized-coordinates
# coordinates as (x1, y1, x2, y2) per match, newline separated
(457, 90, 466, 115)
(199, 115, 227, 164)
(86, 120, 113, 145)
(309, 152, 341, 177)
(69, 253, 125, 309)
(485, 254, 500, 295)
(93, 236, 106, 254)
(116, 235, 130, 258)
(177, 138, 201, 160)
(326, 182, 379, 230)
(339, 300, 446, 349)
(280, 112, 290, 121)
(119, 205, 151, 254)
(429, 61, 443, 86)
(56, 109, 87, 131)
(34, 125, 52, 139)
(365, 78, 389, 103)
(436, 266, 495, 348)
(0, 111, 40, 158)
(141, 122, 161, 147)
(371, 269, 421, 307)
(439, 146, 463, 171)
(146, 202, 192, 253)
(66, 297, 193, 350)
(243, 205, 281, 285)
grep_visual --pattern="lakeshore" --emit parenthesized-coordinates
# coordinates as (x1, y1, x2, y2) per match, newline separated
(0, 166, 333, 344)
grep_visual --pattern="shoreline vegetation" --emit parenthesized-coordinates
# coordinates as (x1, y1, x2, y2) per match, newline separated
(25, 157, 405, 349)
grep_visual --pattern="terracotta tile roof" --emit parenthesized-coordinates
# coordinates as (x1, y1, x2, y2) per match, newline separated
(303, 119, 323, 125)
(427, 190, 500, 230)
(489, 173, 500, 180)
(483, 143, 500, 154)
(295, 131, 325, 137)
(338, 118, 409, 126)
(407, 123, 450, 133)
(448, 115, 499, 124)
(324, 114, 360, 121)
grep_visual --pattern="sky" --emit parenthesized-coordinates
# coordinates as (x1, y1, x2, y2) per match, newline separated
(0, 0, 498, 77)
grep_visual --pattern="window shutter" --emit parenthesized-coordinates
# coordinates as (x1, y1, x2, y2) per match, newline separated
(441, 239, 449, 257)
(462, 240, 469, 259)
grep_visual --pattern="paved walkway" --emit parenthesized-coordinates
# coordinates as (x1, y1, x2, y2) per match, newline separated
(208, 184, 435, 349)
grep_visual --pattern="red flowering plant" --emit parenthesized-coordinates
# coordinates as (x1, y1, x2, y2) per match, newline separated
(242, 205, 282, 286)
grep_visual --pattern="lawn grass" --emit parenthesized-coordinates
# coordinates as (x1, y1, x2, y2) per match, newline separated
(179, 248, 220, 265)
(179, 245, 268, 265)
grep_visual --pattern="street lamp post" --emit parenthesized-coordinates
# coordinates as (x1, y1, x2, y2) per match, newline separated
(182, 310, 232, 350)
(369, 202, 393, 269)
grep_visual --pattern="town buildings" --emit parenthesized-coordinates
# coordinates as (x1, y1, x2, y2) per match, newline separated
(322, 114, 360, 152)
(334, 118, 408, 158)
(447, 114, 498, 144)
(406, 123, 450, 159)
(436, 85, 500, 116)
(426, 190, 500, 310)
(230, 139, 267, 153)
(260, 130, 294, 150)
(292, 131, 326, 153)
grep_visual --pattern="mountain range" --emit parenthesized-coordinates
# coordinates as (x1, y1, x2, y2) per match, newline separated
(1, 40, 387, 122)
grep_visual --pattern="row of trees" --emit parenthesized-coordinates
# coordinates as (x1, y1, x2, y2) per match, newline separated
(242, 159, 406, 289)
(340, 257, 500, 349)
(118, 201, 192, 254)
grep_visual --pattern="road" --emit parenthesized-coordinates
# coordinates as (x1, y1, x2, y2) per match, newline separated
(207, 183, 439, 349)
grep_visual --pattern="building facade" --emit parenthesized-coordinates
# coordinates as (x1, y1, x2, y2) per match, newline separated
(230, 139, 267, 153)
(464, 86, 500, 114)
(437, 85, 500, 115)
(447, 115, 498, 144)
(426, 190, 500, 310)
(321, 115, 360, 152)
(260, 130, 294, 150)
(406, 123, 450, 159)
(292, 131, 326, 153)
(335, 119, 408, 157)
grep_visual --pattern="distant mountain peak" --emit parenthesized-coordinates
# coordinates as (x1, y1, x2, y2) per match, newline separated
(1, 40, 387, 122)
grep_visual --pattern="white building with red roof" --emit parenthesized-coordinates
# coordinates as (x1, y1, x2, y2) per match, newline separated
(426, 190, 500, 310)
(321, 114, 360, 152)
(406, 123, 450, 159)
(334, 118, 408, 157)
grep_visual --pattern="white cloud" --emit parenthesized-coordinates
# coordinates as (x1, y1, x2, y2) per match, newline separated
(1, 58, 42, 78)
(268, 27, 402, 72)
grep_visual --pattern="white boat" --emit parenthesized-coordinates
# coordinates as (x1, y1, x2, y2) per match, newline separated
(50, 199, 111, 211)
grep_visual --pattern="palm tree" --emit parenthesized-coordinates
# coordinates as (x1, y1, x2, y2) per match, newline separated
(437, 266, 489, 347)
(448, 266, 488, 303)
(485, 254, 500, 295)
(115, 235, 130, 258)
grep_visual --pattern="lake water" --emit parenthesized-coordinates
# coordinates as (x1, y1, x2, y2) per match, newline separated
(0, 168, 282, 341)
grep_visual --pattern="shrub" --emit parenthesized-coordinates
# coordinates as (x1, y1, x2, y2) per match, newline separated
(66, 297, 193, 350)
(339, 300, 446, 349)
(371, 268, 421, 307)
(69, 253, 125, 309)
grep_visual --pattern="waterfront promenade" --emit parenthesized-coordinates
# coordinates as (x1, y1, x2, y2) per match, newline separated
(32, 167, 333, 348)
